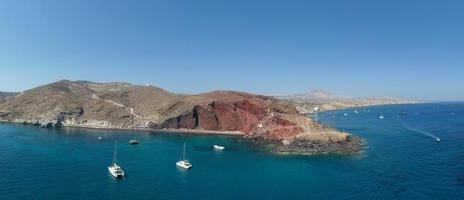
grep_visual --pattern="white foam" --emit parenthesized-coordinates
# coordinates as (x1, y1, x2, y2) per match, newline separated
(402, 123, 440, 140)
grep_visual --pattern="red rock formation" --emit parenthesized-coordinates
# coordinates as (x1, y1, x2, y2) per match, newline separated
(159, 97, 304, 142)
(161, 100, 262, 132)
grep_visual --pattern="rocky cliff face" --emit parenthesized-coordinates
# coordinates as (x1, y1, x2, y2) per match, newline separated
(156, 93, 304, 141)
(0, 80, 361, 154)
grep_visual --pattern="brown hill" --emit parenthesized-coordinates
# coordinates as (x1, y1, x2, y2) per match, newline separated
(0, 80, 360, 154)
(0, 92, 18, 104)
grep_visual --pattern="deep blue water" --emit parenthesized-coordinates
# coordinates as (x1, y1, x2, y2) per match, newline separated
(0, 103, 464, 199)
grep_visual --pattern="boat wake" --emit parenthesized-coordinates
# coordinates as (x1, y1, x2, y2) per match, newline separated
(401, 122, 440, 141)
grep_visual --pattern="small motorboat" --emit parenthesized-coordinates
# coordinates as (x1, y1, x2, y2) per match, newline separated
(436, 138, 441, 142)
(129, 139, 139, 145)
(344, 113, 348, 116)
(379, 115, 384, 119)
(213, 145, 225, 151)
(98, 137, 102, 140)
(176, 143, 192, 169)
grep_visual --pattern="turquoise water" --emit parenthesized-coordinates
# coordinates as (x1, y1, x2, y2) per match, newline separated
(1, 103, 464, 199)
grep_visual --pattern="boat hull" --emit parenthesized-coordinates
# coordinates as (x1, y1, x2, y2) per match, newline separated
(108, 166, 125, 178)
(176, 161, 192, 169)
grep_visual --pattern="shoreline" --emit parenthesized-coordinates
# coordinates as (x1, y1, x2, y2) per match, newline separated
(0, 102, 426, 134)
(0, 103, 420, 139)
(0, 119, 359, 156)
(0, 102, 419, 138)
(0, 119, 245, 136)
(0, 103, 396, 155)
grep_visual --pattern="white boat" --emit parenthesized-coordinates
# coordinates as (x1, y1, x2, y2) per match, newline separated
(108, 163, 125, 178)
(344, 113, 348, 116)
(354, 110, 359, 114)
(98, 137, 102, 140)
(436, 138, 441, 142)
(176, 142, 192, 169)
(129, 139, 139, 145)
(108, 140, 125, 178)
(213, 145, 225, 151)
(379, 115, 384, 119)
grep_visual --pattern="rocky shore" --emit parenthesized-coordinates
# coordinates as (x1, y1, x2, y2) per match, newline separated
(276, 135, 362, 155)
(0, 80, 362, 155)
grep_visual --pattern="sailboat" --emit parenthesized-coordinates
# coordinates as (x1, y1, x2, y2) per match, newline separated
(176, 142, 192, 169)
(108, 140, 125, 178)
(399, 105, 408, 115)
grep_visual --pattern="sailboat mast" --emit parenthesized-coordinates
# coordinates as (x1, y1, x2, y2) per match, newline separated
(113, 140, 117, 164)
(183, 142, 186, 161)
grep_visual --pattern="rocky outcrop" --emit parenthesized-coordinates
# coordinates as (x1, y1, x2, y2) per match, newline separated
(159, 100, 264, 132)
(277, 135, 361, 154)
(0, 80, 361, 154)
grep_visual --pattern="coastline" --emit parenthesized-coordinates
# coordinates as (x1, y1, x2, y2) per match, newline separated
(0, 119, 245, 136)
(0, 103, 406, 155)
(308, 102, 426, 114)
(0, 102, 403, 134)
(0, 118, 360, 155)
(300, 102, 423, 114)
(0, 103, 405, 155)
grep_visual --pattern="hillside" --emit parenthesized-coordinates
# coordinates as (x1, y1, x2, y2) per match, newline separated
(0, 80, 361, 154)
(0, 92, 18, 104)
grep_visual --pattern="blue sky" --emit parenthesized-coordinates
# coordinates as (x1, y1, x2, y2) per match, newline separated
(0, 0, 463, 101)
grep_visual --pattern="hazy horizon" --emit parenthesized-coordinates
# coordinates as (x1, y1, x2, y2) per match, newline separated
(1, 0, 463, 101)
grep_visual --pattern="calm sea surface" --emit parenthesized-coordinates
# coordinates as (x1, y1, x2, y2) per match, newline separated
(0, 103, 463, 199)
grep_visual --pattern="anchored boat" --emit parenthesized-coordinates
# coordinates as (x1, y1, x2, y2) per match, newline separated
(108, 140, 125, 178)
(213, 145, 225, 151)
(176, 142, 192, 169)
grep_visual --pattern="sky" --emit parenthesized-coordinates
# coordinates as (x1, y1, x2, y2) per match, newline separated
(0, 0, 463, 101)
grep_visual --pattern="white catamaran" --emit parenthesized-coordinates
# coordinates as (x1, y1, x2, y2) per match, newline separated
(108, 140, 125, 178)
(176, 142, 192, 169)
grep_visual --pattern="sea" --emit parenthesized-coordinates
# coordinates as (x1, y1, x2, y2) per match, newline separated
(0, 103, 463, 200)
